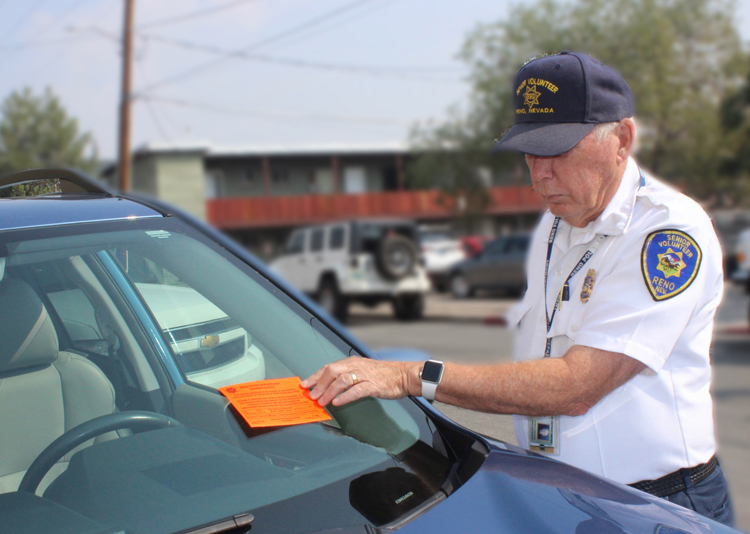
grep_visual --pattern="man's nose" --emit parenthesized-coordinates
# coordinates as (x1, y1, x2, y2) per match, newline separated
(525, 155, 554, 183)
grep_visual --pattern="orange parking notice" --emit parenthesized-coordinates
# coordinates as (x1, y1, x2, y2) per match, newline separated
(219, 377, 332, 428)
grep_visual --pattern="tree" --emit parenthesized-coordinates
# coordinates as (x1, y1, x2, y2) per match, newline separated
(718, 65, 750, 204)
(410, 0, 747, 204)
(0, 87, 98, 181)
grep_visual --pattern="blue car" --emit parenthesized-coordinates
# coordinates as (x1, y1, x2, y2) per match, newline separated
(0, 168, 739, 534)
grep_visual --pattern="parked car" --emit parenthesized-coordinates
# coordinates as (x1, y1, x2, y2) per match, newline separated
(417, 230, 466, 292)
(0, 169, 739, 534)
(450, 233, 530, 298)
(270, 219, 430, 322)
(460, 235, 487, 258)
(730, 227, 750, 290)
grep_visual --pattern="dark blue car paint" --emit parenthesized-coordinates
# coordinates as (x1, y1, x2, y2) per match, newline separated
(401, 443, 737, 534)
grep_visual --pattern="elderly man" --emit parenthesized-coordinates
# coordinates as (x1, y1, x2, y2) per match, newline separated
(301, 52, 732, 524)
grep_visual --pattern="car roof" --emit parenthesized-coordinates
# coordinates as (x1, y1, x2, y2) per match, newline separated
(0, 168, 164, 232)
(0, 196, 163, 232)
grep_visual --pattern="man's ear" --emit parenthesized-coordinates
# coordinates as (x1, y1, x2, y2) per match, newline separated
(615, 118, 636, 163)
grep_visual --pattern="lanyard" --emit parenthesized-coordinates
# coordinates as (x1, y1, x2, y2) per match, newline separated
(543, 217, 607, 358)
(541, 167, 646, 358)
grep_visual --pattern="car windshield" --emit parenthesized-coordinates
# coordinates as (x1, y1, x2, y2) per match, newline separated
(0, 216, 482, 534)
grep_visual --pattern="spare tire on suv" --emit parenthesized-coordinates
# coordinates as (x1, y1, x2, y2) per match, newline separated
(375, 233, 418, 280)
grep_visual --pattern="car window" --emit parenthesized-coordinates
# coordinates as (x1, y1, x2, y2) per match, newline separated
(284, 230, 305, 254)
(484, 238, 508, 257)
(507, 235, 529, 254)
(0, 217, 474, 534)
(24, 259, 103, 343)
(329, 226, 345, 250)
(110, 247, 267, 390)
(310, 228, 324, 252)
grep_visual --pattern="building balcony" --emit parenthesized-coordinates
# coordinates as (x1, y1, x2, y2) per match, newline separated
(207, 186, 544, 229)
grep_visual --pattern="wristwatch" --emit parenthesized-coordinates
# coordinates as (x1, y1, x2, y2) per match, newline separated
(420, 360, 444, 402)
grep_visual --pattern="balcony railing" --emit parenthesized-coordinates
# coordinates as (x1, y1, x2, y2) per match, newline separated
(207, 186, 544, 229)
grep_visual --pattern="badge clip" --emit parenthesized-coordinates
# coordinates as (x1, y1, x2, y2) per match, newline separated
(529, 416, 560, 456)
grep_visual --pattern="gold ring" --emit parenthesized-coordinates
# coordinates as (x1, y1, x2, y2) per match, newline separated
(350, 371, 358, 385)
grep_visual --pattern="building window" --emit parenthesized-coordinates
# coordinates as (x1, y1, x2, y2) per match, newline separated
(272, 169, 289, 186)
(240, 169, 257, 188)
(205, 170, 225, 199)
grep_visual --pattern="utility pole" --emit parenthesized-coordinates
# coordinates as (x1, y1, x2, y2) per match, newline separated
(117, 0, 134, 191)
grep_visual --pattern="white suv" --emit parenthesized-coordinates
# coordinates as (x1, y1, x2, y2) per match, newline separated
(270, 219, 430, 322)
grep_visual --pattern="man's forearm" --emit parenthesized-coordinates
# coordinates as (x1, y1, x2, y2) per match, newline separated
(424, 346, 645, 417)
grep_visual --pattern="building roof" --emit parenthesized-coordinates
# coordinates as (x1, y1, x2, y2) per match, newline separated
(133, 141, 411, 158)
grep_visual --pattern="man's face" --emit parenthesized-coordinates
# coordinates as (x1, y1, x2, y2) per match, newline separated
(524, 128, 622, 228)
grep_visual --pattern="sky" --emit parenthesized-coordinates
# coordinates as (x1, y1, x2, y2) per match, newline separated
(0, 0, 748, 161)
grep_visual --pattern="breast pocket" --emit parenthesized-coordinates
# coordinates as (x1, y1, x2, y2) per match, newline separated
(546, 304, 587, 342)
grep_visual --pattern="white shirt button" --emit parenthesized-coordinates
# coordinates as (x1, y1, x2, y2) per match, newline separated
(570, 324, 578, 333)
(556, 269, 564, 275)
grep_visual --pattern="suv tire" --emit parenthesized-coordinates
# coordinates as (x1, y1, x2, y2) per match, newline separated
(318, 277, 349, 323)
(376, 234, 418, 280)
(393, 293, 425, 321)
(450, 273, 474, 299)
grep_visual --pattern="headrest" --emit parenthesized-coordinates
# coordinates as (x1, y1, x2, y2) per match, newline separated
(0, 279, 59, 372)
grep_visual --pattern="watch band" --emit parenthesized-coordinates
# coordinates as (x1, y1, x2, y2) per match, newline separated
(421, 379, 439, 402)
(420, 360, 444, 402)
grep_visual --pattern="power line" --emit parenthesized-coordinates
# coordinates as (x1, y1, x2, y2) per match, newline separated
(140, 94, 410, 125)
(139, 0, 380, 92)
(139, 0, 259, 29)
(138, 32, 463, 81)
(0, 0, 51, 48)
(36, 0, 99, 39)
(255, 0, 397, 54)
(74, 26, 464, 80)
(0, 35, 97, 51)
(0, 0, 108, 59)
(136, 60, 171, 141)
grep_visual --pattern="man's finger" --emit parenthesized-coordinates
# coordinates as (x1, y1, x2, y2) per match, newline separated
(300, 366, 326, 389)
(314, 368, 357, 406)
(331, 382, 372, 406)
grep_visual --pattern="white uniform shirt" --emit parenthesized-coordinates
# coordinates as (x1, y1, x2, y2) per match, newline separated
(507, 157, 723, 485)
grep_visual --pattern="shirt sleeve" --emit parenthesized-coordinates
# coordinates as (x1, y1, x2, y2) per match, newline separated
(573, 219, 722, 372)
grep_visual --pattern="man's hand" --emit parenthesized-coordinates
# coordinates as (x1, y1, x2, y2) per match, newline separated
(301, 356, 420, 407)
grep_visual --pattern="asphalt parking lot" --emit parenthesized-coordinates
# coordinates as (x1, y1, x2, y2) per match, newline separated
(347, 286, 750, 531)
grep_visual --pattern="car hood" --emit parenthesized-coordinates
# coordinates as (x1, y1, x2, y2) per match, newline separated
(135, 283, 228, 329)
(400, 443, 737, 534)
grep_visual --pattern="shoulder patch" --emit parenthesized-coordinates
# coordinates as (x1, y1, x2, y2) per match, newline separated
(641, 229, 702, 301)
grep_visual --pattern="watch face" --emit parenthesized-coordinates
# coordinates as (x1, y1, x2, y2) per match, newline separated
(421, 361, 443, 383)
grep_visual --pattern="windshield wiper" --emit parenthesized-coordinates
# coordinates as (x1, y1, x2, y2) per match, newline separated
(177, 513, 254, 534)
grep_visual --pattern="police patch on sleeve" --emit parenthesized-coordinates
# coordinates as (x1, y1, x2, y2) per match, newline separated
(641, 229, 702, 301)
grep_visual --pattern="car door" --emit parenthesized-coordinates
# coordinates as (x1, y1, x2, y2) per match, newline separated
(470, 237, 508, 288)
(499, 234, 529, 291)
(272, 229, 307, 288)
(322, 224, 347, 278)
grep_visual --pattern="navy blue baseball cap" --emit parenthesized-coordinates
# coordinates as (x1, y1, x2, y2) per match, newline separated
(493, 51, 634, 157)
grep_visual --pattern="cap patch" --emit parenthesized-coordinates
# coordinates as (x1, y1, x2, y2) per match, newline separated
(516, 78, 556, 115)
(641, 229, 702, 301)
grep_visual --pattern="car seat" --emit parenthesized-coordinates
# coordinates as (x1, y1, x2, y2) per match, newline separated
(0, 278, 117, 494)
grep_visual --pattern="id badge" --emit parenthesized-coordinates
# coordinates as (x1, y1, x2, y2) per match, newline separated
(528, 416, 560, 456)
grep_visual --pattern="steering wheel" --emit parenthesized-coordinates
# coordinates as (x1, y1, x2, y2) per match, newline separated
(19, 411, 180, 494)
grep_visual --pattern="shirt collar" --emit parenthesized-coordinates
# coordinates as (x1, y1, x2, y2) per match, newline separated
(561, 157, 641, 247)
